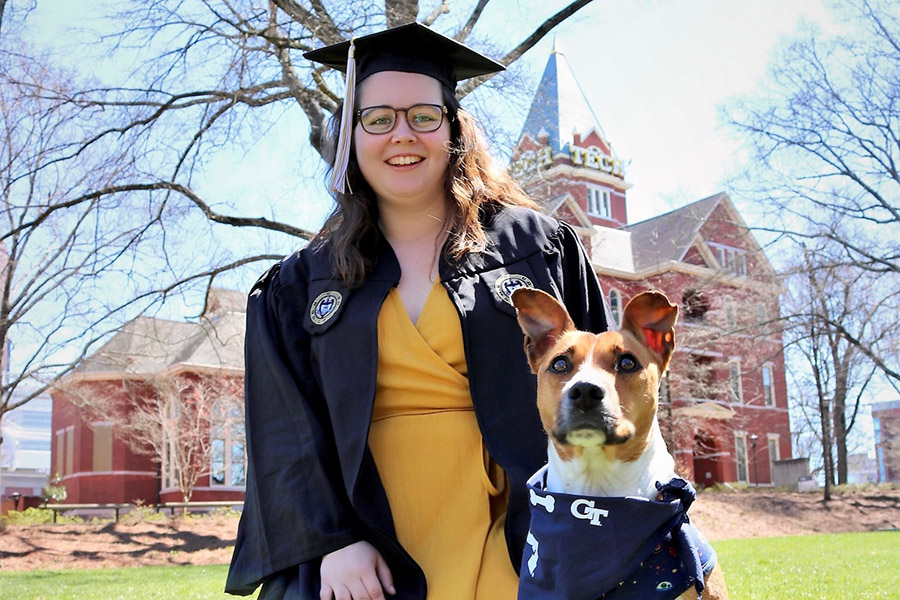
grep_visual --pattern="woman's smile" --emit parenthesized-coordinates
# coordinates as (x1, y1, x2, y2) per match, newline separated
(386, 154, 424, 166)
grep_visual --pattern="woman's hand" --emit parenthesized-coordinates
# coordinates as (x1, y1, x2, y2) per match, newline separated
(320, 540, 396, 600)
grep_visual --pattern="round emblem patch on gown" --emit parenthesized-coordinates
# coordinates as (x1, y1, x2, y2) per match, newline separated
(310, 291, 342, 324)
(495, 274, 535, 305)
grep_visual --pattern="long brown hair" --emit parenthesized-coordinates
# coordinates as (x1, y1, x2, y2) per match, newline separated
(314, 85, 537, 286)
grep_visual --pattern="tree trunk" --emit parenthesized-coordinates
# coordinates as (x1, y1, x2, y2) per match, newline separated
(831, 347, 852, 485)
(833, 392, 848, 485)
(810, 322, 833, 501)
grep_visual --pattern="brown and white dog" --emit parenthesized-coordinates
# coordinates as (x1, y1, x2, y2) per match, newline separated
(511, 288, 728, 600)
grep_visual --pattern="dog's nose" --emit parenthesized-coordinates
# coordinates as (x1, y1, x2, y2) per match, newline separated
(567, 382, 604, 412)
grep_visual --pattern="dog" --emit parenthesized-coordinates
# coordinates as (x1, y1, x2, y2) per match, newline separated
(511, 288, 728, 600)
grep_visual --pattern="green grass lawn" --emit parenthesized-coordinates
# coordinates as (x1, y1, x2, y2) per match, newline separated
(715, 530, 900, 599)
(0, 564, 257, 600)
(1, 531, 897, 599)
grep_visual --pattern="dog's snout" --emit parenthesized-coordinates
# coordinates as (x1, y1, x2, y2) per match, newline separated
(567, 382, 604, 412)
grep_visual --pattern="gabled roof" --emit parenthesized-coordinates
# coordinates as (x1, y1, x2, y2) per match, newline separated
(74, 288, 245, 377)
(517, 40, 609, 154)
(626, 193, 724, 271)
(618, 191, 776, 281)
(546, 192, 594, 230)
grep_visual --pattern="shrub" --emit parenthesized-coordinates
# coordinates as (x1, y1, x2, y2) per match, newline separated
(41, 474, 67, 505)
(120, 500, 167, 525)
(1, 507, 82, 525)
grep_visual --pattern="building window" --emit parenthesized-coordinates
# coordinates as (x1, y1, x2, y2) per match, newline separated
(587, 186, 611, 218)
(735, 434, 749, 483)
(767, 435, 780, 484)
(211, 439, 225, 485)
(161, 398, 179, 491)
(65, 427, 74, 475)
(659, 372, 671, 404)
(710, 244, 747, 277)
(757, 302, 768, 334)
(716, 247, 726, 267)
(21, 439, 52, 451)
(211, 403, 246, 487)
(55, 430, 65, 475)
(682, 289, 709, 321)
(608, 288, 622, 326)
(762, 363, 775, 406)
(21, 411, 52, 429)
(729, 358, 743, 403)
(724, 296, 737, 330)
(92, 422, 113, 472)
(686, 354, 715, 400)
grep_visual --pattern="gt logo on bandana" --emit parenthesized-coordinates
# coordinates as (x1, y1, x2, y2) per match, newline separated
(495, 274, 534, 305)
(310, 291, 342, 325)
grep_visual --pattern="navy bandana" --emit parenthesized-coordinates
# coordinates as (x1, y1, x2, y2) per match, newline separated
(517, 466, 716, 600)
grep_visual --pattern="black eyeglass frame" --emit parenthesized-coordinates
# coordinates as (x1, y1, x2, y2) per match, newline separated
(355, 104, 449, 134)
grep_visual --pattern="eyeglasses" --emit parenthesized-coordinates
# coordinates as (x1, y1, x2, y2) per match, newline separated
(355, 104, 448, 134)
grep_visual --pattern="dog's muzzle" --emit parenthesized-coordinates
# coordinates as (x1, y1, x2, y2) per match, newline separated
(553, 381, 632, 446)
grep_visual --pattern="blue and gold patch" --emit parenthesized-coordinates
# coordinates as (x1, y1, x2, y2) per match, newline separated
(495, 273, 534, 305)
(310, 291, 343, 325)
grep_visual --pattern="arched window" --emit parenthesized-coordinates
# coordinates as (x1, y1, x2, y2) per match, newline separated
(608, 288, 622, 326)
(762, 363, 775, 406)
(210, 399, 246, 487)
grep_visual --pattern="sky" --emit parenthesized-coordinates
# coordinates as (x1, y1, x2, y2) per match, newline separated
(517, 0, 838, 224)
(28, 0, 840, 232)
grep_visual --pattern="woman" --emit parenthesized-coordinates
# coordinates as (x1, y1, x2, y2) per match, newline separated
(226, 23, 609, 600)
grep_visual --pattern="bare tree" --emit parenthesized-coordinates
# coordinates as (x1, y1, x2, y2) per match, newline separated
(17, 0, 597, 244)
(0, 45, 161, 462)
(66, 373, 244, 502)
(2, 0, 596, 411)
(0, 38, 270, 495)
(120, 374, 244, 503)
(725, 0, 900, 388)
(779, 237, 889, 498)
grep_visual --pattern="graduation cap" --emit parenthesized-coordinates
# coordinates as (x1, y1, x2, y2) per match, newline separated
(304, 22, 505, 194)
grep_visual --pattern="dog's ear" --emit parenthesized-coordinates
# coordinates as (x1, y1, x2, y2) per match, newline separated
(621, 291, 678, 368)
(511, 288, 575, 374)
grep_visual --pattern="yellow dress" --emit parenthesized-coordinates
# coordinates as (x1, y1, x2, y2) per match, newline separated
(368, 282, 520, 599)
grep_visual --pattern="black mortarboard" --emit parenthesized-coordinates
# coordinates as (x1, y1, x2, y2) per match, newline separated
(304, 22, 505, 91)
(304, 22, 505, 194)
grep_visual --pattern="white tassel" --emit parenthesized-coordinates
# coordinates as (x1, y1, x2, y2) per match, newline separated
(328, 38, 357, 196)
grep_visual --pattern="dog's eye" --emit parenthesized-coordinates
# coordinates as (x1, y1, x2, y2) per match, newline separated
(549, 355, 571, 374)
(616, 353, 641, 373)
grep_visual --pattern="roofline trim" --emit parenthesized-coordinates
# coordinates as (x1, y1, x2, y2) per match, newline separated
(57, 363, 244, 386)
(592, 259, 782, 292)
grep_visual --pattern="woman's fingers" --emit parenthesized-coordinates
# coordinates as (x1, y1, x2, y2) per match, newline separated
(375, 553, 396, 596)
(320, 540, 394, 600)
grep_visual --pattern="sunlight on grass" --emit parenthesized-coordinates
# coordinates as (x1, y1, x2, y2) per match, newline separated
(0, 564, 258, 600)
(1, 531, 898, 599)
(715, 531, 900, 599)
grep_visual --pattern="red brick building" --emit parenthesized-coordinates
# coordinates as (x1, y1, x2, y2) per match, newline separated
(511, 43, 793, 487)
(51, 289, 246, 504)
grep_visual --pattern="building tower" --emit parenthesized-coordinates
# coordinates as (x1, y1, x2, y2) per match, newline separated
(511, 43, 794, 488)
(511, 40, 631, 236)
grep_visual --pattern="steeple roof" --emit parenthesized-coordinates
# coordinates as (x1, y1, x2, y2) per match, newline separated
(518, 40, 608, 153)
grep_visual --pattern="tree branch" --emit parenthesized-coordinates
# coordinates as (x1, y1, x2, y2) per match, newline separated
(456, 0, 595, 98)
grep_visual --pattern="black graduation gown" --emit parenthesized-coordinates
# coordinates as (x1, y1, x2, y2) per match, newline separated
(226, 206, 609, 599)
